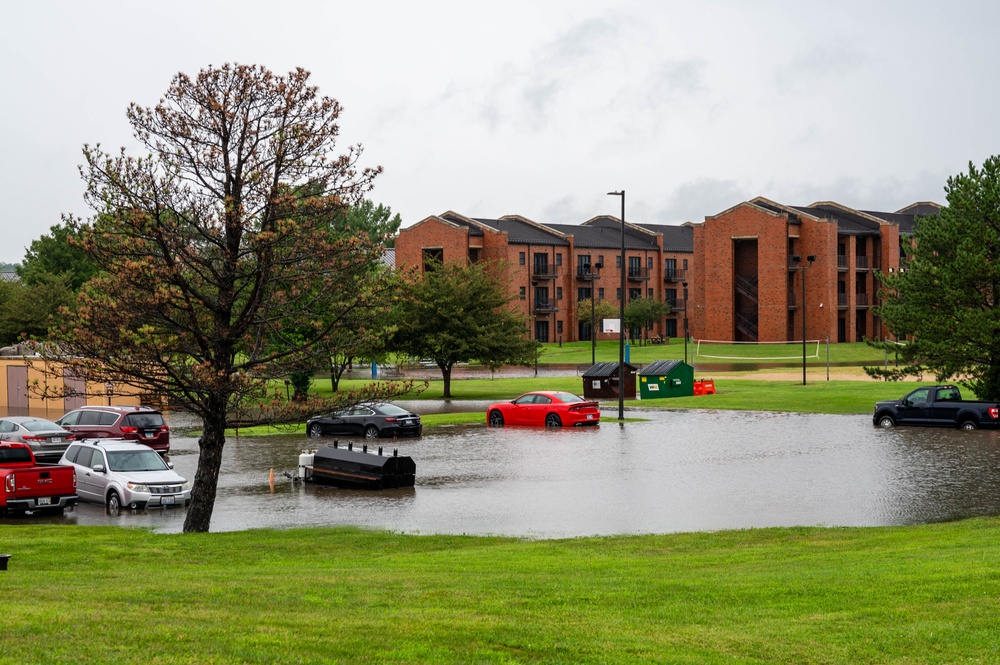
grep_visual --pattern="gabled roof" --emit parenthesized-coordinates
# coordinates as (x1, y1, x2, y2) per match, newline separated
(793, 203, 883, 236)
(548, 216, 661, 251)
(635, 223, 694, 252)
(863, 202, 942, 235)
(473, 215, 569, 246)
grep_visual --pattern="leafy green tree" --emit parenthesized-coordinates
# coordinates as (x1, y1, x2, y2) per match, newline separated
(391, 261, 540, 397)
(42, 64, 409, 533)
(0, 274, 74, 346)
(576, 297, 618, 338)
(337, 199, 402, 247)
(18, 221, 97, 290)
(624, 297, 671, 344)
(867, 155, 1000, 399)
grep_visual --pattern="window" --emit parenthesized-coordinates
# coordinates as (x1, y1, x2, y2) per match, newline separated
(422, 248, 443, 272)
(519, 252, 526, 265)
(598, 288, 605, 300)
(629, 288, 642, 301)
(647, 257, 653, 269)
(555, 254, 562, 266)
(683, 259, 688, 270)
(647, 288, 653, 298)
(616, 288, 622, 300)
(556, 287, 563, 300)
(597, 255, 604, 266)
(578, 288, 592, 302)
(665, 258, 676, 278)
(665, 319, 677, 337)
(616, 255, 622, 268)
(557, 320, 563, 334)
(665, 288, 677, 306)
(519, 286, 526, 300)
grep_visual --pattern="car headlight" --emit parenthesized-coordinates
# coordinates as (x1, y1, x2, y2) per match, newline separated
(126, 482, 150, 492)
(182, 481, 192, 491)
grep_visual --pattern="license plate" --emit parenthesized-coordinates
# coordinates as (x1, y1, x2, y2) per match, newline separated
(52, 437, 63, 443)
(145, 432, 154, 438)
(37, 497, 51, 506)
(161, 496, 175, 505)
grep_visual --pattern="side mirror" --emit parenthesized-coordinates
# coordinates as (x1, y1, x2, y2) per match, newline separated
(167, 462, 174, 469)
(901, 399, 911, 407)
(92, 464, 105, 473)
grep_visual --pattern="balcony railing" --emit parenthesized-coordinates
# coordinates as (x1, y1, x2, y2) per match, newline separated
(837, 255, 848, 269)
(664, 269, 687, 282)
(855, 256, 869, 270)
(575, 266, 600, 280)
(856, 293, 870, 307)
(533, 299, 559, 313)
(665, 298, 685, 311)
(627, 267, 650, 281)
(837, 292, 848, 307)
(532, 265, 559, 279)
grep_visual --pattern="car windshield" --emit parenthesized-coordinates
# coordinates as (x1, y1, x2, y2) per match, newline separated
(21, 419, 64, 432)
(106, 450, 169, 472)
(552, 392, 586, 403)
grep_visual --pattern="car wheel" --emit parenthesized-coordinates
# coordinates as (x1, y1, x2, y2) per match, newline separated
(106, 490, 122, 516)
(488, 410, 504, 427)
(308, 423, 324, 438)
(545, 413, 562, 428)
(961, 420, 978, 430)
(364, 425, 380, 439)
(877, 415, 895, 429)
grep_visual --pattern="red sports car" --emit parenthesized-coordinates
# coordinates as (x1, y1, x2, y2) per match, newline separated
(486, 391, 601, 428)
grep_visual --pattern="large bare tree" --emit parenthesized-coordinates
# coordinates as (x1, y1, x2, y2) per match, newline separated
(47, 64, 406, 532)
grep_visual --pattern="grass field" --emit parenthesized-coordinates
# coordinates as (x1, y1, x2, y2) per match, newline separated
(3, 521, 999, 664)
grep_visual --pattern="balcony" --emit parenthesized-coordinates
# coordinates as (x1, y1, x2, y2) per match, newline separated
(837, 255, 848, 270)
(627, 267, 650, 282)
(575, 266, 600, 281)
(665, 298, 685, 311)
(532, 265, 559, 280)
(855, 256, 870, 270)
(837, 292, 848, 307)
(856, 293, 871, 308)
(533, 299, 559, 314)
(664, 269, 687, 282)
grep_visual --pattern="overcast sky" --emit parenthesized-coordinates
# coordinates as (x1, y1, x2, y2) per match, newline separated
(3, 0, 998, 264)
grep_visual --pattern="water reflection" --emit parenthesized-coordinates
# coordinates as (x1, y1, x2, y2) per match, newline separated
(9, 409, 1000, 537)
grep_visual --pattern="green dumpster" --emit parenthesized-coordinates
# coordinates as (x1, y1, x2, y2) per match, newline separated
(639, 360, 693, 399)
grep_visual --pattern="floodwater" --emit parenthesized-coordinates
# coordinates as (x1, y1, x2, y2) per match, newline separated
(11, 408, 1000, 537)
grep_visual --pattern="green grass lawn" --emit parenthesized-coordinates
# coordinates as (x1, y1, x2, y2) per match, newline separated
(3, 520, 1000, 664)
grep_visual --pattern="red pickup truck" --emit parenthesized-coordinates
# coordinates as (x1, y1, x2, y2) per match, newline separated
(0, 442, 78, 515)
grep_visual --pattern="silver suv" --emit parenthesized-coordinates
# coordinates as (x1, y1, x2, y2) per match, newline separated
(58, 440, 191, 512)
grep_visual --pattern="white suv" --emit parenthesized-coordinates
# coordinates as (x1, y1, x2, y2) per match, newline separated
(59, 440, 191, 513)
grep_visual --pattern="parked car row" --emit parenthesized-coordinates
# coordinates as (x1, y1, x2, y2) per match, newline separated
(0, 405, 171, 463)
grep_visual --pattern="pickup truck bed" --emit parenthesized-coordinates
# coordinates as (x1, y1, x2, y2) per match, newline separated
(873, 385, 1000, 430)
(1, 442, 78, 515)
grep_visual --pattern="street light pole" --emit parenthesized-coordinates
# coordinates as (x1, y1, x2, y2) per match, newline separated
(590, 262, 603, 365)
(607, 190, 626, 422)
(682, 281, 689, 365)
(792, 255, 815, 386)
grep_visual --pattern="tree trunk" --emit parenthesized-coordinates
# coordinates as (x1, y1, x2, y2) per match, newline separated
(182, 406, 227, 533)
(441, 363, 453, 398)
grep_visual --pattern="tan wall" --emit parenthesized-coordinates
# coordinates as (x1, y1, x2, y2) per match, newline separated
(0, 358, 141, 415)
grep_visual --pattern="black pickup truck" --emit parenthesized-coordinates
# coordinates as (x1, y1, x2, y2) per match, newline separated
(873, 385, 1000, 430)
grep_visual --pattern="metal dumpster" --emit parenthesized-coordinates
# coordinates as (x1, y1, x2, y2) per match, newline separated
(581, 362, 637, 400)
(305, 443, 415, 489)
(639, 360, 694, 399)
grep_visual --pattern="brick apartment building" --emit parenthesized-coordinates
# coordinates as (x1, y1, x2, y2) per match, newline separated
(394, 198, 939, 345)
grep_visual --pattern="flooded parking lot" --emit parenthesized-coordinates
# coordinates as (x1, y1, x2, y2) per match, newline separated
(11, 407, 1000, 537)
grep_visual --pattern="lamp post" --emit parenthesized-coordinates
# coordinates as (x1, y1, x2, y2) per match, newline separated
(682, 281, 689, 365)
(590, 262, 603, 365)
(104, 382, 114, 406)
(607, 190, 626, 422)
(792, 255, 815, 385)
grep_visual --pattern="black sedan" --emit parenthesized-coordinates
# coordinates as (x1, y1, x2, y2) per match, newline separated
(306, 403, 422, 440)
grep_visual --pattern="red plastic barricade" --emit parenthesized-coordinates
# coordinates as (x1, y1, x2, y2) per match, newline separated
(693, 379, 716, 396)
